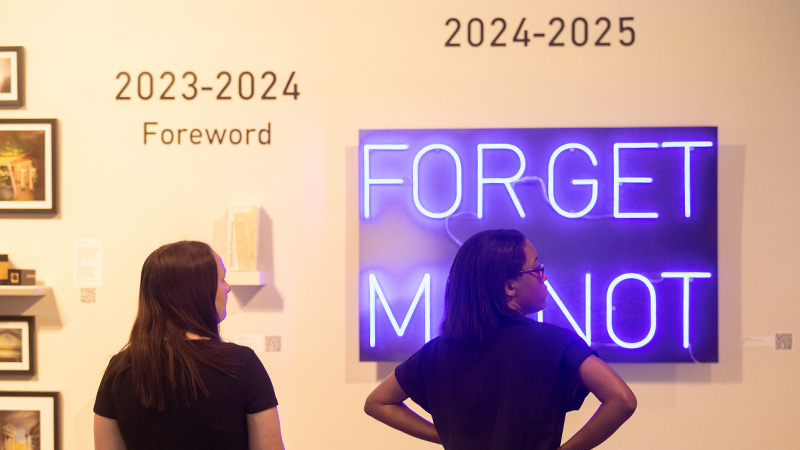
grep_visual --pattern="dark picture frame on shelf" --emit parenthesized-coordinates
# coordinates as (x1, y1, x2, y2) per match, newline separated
(0, 391, 60, 450)
(0, 47, 24, 107)
(0, 315, 35, 375)
(0, 119, 57, 214)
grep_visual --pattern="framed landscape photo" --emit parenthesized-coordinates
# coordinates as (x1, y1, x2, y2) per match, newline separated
(0, 119, 57, 214)
(0, 316, 35, 376)
(0, 47, 24, 107)
(0, 391, 60, 450)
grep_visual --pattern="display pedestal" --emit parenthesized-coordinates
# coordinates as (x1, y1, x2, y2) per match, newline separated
(227, 271, 268, 286)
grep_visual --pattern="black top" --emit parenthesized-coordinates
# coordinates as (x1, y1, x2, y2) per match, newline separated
(395, 319, 595, 450)
(94, 341, 278, 450)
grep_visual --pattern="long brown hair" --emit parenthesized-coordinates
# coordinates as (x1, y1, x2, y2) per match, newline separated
(104, 241, 235, 411)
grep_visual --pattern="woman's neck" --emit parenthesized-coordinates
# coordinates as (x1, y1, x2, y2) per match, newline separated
(185, 331, 209, 340)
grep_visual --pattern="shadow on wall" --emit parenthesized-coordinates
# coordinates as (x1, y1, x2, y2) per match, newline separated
(1, 291, 62, 329)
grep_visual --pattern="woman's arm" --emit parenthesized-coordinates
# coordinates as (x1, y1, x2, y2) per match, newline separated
(558, 355, 637, 450)
(364, 371, 441, 444)
(94, 414, 127, 450)
(247, 407, 286, 450)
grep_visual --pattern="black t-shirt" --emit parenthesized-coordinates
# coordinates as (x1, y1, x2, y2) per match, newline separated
(94, 341, 278, 450)
(395, 319, 595, 450)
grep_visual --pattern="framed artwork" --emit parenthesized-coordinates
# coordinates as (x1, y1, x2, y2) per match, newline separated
(0, 47, 24, 107)
(0, 316, 35, 376)
(0, 391, 59, 450)
(0, 119, 57, 214)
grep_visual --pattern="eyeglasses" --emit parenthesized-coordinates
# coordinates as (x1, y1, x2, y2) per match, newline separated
(519, 263, 545, 278)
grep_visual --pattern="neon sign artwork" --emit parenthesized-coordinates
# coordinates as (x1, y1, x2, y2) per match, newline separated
(359, 128, 718, 363)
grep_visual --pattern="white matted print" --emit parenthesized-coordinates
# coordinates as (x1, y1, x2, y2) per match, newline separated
(0, 391, 59, 450)
(0, 316, 35, 375)
(0, 119, 57, 214)
(0, 47, 24, 107)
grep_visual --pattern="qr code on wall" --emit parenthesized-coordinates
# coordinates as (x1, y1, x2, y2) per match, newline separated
(775, 333, 793, 351)
(265, 336, 281, 352)
(81, 287, 96, 304)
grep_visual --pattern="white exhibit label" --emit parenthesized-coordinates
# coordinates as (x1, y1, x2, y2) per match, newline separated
(74, 238, 102, 287)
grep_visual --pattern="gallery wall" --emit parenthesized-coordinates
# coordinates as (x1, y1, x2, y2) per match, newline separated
(1, 1, 798, 449)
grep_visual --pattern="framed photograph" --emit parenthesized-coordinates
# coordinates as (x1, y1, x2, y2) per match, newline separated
(0, 47, 24, 107)
(0, 391, 60, 450)
(0, 119, 57, 214)
(0, 316, 35, 375)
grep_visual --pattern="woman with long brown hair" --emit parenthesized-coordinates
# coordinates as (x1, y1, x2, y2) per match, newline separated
(94, 241, 285, 450)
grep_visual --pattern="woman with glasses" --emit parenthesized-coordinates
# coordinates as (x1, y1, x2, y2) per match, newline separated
(365, 229, 636, 450)
(94, 241, 285, 450)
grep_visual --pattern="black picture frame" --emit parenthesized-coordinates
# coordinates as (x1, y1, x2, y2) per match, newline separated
(0, 119, 58, 214)
(0, 315, 35, 376)
(0, 391, 60, 450)
(0, 46, 24, 108)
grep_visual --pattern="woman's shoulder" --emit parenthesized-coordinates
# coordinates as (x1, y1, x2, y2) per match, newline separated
(191, 339, 249, 350)
(191, 340, 260, 360)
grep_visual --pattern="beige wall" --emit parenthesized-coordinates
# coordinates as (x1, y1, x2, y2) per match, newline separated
(1, 1, 798, 448)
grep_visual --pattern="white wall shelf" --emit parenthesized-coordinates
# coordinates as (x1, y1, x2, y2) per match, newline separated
(0, 285, 52, 296)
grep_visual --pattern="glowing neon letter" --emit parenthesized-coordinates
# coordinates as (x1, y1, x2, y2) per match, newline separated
(613, 142, 659, 218)
(661, 141, 714, 218)
(412, 144, 463, 218)
(368, 273, 431, 347)
(477, 144, 526, 218)
(548, 143, 599, 218)
(606, 273, 656, 349)
(661, 272, 712, 348)
(544, 273, 592, 345)
(363, 144, 407, 219)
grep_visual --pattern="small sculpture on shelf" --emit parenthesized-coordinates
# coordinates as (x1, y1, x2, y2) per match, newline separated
(0, 254, 36, 285)
(0, 255, 6, 285)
